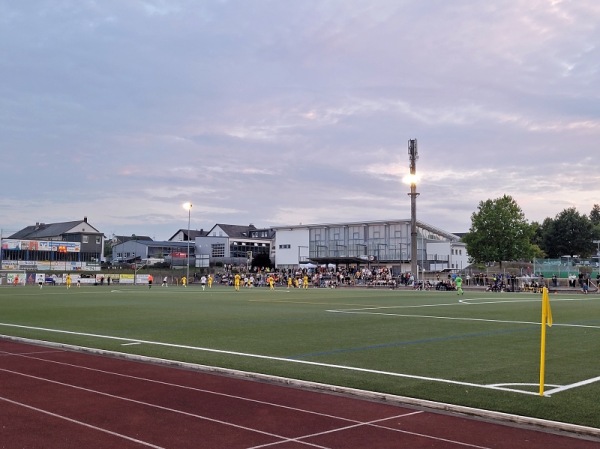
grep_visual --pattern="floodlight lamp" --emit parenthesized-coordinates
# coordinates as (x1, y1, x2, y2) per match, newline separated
(182, 202, 192, 211)
(402, 173, 420, 186)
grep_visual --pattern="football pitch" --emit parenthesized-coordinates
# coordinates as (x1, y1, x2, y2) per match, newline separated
(1, 284, 599, 429)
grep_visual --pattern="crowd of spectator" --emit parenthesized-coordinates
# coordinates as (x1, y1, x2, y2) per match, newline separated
(206, 263, 599, 293)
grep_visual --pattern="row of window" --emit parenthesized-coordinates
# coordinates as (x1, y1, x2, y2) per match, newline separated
(81, 236, 102, 244)
(1, 250, 100, 262)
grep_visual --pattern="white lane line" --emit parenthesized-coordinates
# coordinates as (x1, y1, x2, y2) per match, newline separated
(247, 411, 493, 449)
(0, 367, 326, 446)
(0, 396, 166, 449)
(7, 350, 402, 426)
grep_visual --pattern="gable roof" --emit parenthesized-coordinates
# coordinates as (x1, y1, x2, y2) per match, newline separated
(209, 224, 257, 239)
(112, 235, 154, 246)
(167, 229, 209, 241)
(9, 218, 102, 239)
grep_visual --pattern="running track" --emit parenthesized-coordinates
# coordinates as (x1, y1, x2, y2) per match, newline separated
(1, 338, 599, 448)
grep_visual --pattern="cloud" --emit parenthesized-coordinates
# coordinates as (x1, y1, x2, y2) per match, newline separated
(1, 0, 599, 239)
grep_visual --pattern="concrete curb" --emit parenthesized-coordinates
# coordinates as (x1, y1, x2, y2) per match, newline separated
(2, 334, 600, 442)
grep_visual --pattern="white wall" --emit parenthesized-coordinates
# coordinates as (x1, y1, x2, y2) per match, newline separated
(427, 241, 469, 271)
(273, 228, 310, 267)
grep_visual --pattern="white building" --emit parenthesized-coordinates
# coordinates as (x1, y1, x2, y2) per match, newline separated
(273, 219, 467, 274)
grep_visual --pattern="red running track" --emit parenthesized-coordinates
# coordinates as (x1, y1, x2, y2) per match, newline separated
(1, 338, 599, 449)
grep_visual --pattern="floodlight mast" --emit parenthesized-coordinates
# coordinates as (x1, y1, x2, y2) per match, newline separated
(408, 139, 419, 279)
(183, 202, 192, 283)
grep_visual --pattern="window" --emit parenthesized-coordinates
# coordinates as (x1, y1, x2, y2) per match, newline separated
(96, 237, 101, 244)
(82, 236, 88, 243)
(278, 244, 291, 249)
(211, 243, 225, 258)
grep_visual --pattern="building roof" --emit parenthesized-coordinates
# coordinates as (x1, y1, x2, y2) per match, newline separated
(113, 235, 153, 243)
(168, 229, 209, 241)
(114, 240, 192, 249)
(209, 224, 258, 239)
(9, 218, 101, 239)
(272, 219, 460, 242)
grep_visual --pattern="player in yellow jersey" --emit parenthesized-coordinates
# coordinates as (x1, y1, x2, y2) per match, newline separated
(181, 276, 187, 287)
(287, 276, 292, 289)
(234, 273, 241, 291)
(303, 275, 309, 289)
(207, 274, 213, 288)
(65, 274, 72, 289)
(268, 275, 275, 290)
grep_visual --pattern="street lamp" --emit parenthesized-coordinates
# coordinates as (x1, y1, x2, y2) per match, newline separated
(182, 202, 192, 283)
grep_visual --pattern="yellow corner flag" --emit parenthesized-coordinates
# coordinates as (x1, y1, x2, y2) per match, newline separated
(542, 287, 553, 327)
(539, 287, 553, 396)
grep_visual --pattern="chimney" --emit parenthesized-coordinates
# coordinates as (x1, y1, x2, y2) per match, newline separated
(84, 216, 88, 223)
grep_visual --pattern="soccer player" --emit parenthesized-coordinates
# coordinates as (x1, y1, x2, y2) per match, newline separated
(200, 275, 207, 291)
(181, 275, 186, 287)
(207, 274, 213, 288)
(268, 275, 275, 290)
(455, 275, 464, 295)
(287, 276, 292, 289)
(234, 273, 241, 291)
(148, 274, 153, 289)
(303, 274, 309, 289)
(65, 274, 72, 289)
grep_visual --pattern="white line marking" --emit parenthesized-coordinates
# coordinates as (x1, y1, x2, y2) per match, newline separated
(6, 350, 401, 426)
(326, 309, 600, 330)
(544, 375, 600, 396)
(13, 349, 495, 447)
(0, 396, 167, 449)
(0, 323, 538, 394)
(0, 367, 321, 445)
(247, 411, 493, 449)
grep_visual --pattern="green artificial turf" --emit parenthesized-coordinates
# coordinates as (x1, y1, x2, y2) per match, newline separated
(1, 284, 599, 428)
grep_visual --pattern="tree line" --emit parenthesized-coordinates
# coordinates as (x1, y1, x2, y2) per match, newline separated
(461, 195, 600, 266)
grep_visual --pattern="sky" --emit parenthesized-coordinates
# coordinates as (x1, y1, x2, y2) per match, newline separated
(1, 0, 599, 241)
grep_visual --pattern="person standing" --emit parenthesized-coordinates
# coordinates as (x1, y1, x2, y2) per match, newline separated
(65, 274, 72, 289)
(234, 273, 241, 291)
(268, 275, 275, 290)
(200, 275, 207, 291)
(455, 274, 464, 295)
(207, 274, 213, 288)
(181, 275, 187, 287)
(162, 276, 168, 287)
(302, 274, 309, 289)
(148, 274, 153, 289)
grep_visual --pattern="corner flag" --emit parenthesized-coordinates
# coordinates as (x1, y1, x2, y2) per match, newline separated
(542, 287, 553, 327)
(539, 287, 553, 396)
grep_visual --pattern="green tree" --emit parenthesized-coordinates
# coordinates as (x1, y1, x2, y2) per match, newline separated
(462, 195, 533, 266)
(251, 253, 273, 270)
(542, 207, 595, 258)
(590, 204, 600, 240)
(590, 204, 600, 226)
